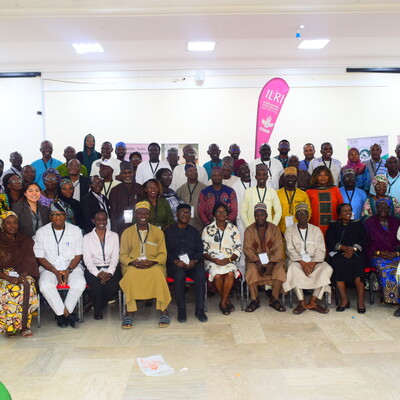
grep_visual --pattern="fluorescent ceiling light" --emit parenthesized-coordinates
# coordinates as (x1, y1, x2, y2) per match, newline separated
(187, 41, 216, 52)
(298, 39, 330, 50)
(72, 43, 104, 54)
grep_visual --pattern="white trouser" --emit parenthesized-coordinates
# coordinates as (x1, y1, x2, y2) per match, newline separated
(294, 286, 326, 301)
(39, 267, 86, 315)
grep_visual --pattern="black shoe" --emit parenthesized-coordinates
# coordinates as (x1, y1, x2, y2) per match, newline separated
(177, 309, 187, 323)
(394, 307, 400, 317)
(94, 310, 103, 320)
(336, 303, 350, 312)
(357, 307, 366, 314)
(66, 312, 80, 328)
(55, 315, 68, 328)
(195, 311, 208, 323)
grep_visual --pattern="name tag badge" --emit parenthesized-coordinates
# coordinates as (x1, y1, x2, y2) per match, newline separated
(179, 253, 190, 264)
(191, 206, 194, 218)
(124, 209, 133, 224)
(285, 215, 294, 227)
(302, 254, 311, 262)
(351, 212, 355, 220)
(258, 252, 269, 265)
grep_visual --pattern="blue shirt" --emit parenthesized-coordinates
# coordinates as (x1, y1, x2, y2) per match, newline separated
(31, 158, 63, 189)
(202, 160, 222, 179)
(299, 159, 312, 171)
(339, 186, 367, 220)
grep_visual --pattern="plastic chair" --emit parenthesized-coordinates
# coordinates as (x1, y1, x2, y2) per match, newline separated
(37, 284, 84, 328)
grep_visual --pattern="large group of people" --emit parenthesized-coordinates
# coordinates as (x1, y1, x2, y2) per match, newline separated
(1, 136, 400, 338)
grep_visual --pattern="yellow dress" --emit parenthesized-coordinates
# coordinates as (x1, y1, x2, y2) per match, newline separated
(119, 224, 171, 312)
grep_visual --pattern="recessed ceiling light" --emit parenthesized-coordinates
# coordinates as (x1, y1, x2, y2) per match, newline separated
(187, 42, 216, 52)
(72, 43, 104, 54)
(298, 39, 330, 50)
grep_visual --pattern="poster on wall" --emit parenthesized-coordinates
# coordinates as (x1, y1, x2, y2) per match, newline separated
(126, 143, 149, 161)
(254, 77, 290, 157)
(161, 143, 199, 164)
(346, 135, 389, 162)
(126, 143, 199, 164)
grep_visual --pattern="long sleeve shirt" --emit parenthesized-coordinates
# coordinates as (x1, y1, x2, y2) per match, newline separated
(164, 224, 204, 264)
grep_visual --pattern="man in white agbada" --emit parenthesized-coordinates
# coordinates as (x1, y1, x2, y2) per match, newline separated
(283, 203, 333, 314)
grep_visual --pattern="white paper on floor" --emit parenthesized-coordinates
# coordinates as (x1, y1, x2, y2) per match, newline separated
(137, 355, 175, 376)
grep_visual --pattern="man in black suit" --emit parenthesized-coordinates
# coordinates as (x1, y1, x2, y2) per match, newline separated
(61, 158, 90, 202)
(81, 175, 111, 234)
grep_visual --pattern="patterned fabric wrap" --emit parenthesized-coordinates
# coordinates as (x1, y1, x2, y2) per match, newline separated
(371, 256, 400, 304)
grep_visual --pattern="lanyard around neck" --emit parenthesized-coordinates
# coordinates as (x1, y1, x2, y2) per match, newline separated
(297, 225, 308, 253)
(52, 226, 65, 256)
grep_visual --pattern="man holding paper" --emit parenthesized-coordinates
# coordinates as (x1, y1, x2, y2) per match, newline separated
(165, 204, 207, 323)
(243, 203, 286, 312)
(283, 203, 332, 315)
(34, 202, 85, 328)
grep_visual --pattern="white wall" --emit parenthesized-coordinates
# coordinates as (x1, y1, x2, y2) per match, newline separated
(0, 77, 44, 166)
(4, 72, 400, 167)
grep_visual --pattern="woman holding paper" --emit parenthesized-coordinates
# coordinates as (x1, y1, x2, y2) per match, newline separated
(326, 203, 368, 313)
(0, 211, 39, 337)
(202, 203, 242, 315)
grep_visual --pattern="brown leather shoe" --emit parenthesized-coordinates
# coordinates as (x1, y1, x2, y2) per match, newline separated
(293, 304, 307, 315)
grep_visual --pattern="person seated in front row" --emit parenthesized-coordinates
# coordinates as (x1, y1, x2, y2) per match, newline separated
(119, 201, 171, 329)
(243, 203, 286, 313)
(165, 204, 207, 323)
(202, 203, 242, 315)
(33, 202, 86, 328)
(0, 211, 39, 337)
(83, 210, 122, 320)
(283, 204, 332, 314)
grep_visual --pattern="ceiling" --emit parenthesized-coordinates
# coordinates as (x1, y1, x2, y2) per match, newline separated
(1, 0, 400, 73)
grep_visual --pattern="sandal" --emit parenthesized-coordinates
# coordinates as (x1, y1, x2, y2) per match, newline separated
(121, 316, 133, 329)
(219, 304, 230, 315)
(308, 304, 329, 314)
(21, 329, 33, 338)
(158, 314, 170, 328)
(227, 301, 235, 312)
(293, 304, 307, 315)
(269, 297, 286, 312)
(245, 300, 260, 313)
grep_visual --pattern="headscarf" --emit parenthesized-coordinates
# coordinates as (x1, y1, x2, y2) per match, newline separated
(233, 159, 247, 176)
(56, 180, 84, 228)
(342, 147, 366, 176)
(0, 211, 39, 277)
(42, 168, 61, 185)
(82, 134, 101, 175)
(372, 174, 389, 188)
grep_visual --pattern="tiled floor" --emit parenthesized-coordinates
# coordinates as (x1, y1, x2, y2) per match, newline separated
(1, 291, 400, 400)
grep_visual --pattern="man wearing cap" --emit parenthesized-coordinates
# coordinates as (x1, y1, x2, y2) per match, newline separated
(249, 143, 284, 190)
(198, 166, 238, 226)
(241, 163, 282, 228)
(340, 169, 367, 220)
(115, 142, 127, 162)
(34, 202, 86, 328)
(243, 203, 286, 312)
(56, 146, 88, 178)
(99, 159, 120, 199)
(164, 204, 207, 323)
(90, 142, 120, 180)
(176, 162, 207, 232)
(283, 204, 332, 314)
(119, 201, 171, 329)
(279, 155, 311, 192)
(170, 144, 208, 190)
(277, 167, 311, 233)
(109, 161, 144, 235)
(135, 142, 170, 184)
